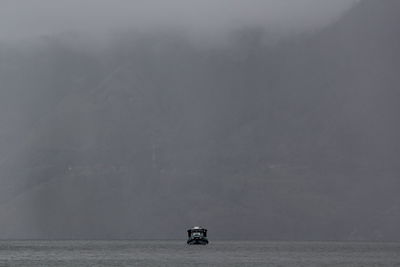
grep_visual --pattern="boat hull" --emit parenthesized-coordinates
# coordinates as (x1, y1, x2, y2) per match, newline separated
(187, 238, 209, 245)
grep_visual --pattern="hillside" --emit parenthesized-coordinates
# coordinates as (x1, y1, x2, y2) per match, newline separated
(0, 0, 399, 240)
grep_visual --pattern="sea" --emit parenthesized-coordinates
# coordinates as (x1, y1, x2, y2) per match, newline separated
(0, 240, 399, 266)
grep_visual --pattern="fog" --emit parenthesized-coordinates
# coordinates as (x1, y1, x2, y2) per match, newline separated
(1, 0, 400, 241)
(0, 0, 356, 41)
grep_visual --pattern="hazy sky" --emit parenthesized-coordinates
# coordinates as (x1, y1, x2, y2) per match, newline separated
(0, 0, 358, 41)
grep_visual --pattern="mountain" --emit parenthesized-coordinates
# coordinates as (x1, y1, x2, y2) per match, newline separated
(0, 0, 399, 240)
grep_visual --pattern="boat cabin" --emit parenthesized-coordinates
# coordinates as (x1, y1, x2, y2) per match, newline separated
(187, 226, 207, 238)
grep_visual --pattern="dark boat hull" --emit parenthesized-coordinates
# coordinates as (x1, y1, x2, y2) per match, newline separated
(187, 238, 209, 245)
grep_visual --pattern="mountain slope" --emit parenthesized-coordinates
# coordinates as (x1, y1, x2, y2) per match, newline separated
(0, 0, 399, 240)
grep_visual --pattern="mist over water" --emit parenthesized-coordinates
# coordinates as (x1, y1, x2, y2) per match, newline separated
(1, 0, 400, 241)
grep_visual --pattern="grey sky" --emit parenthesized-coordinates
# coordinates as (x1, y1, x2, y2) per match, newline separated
(0, 0, 358, 41)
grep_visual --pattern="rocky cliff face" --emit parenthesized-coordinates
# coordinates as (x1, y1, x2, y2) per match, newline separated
(0, 0, 399, 240)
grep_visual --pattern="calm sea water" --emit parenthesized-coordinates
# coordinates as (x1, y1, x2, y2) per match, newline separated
(0, 240, 399, 266)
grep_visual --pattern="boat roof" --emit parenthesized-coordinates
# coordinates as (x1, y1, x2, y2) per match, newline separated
(188, 226, 207, 231)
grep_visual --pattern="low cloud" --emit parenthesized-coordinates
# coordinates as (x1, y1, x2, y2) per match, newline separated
(0, 0, 358, 41)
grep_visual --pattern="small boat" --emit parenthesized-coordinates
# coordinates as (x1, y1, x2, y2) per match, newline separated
(187, 226, 209, 245)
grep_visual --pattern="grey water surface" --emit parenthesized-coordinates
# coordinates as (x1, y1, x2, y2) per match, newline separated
(0, 240, 399, 266)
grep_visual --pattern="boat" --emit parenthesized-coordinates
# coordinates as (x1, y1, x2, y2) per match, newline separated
(187, 226, 209, 245)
